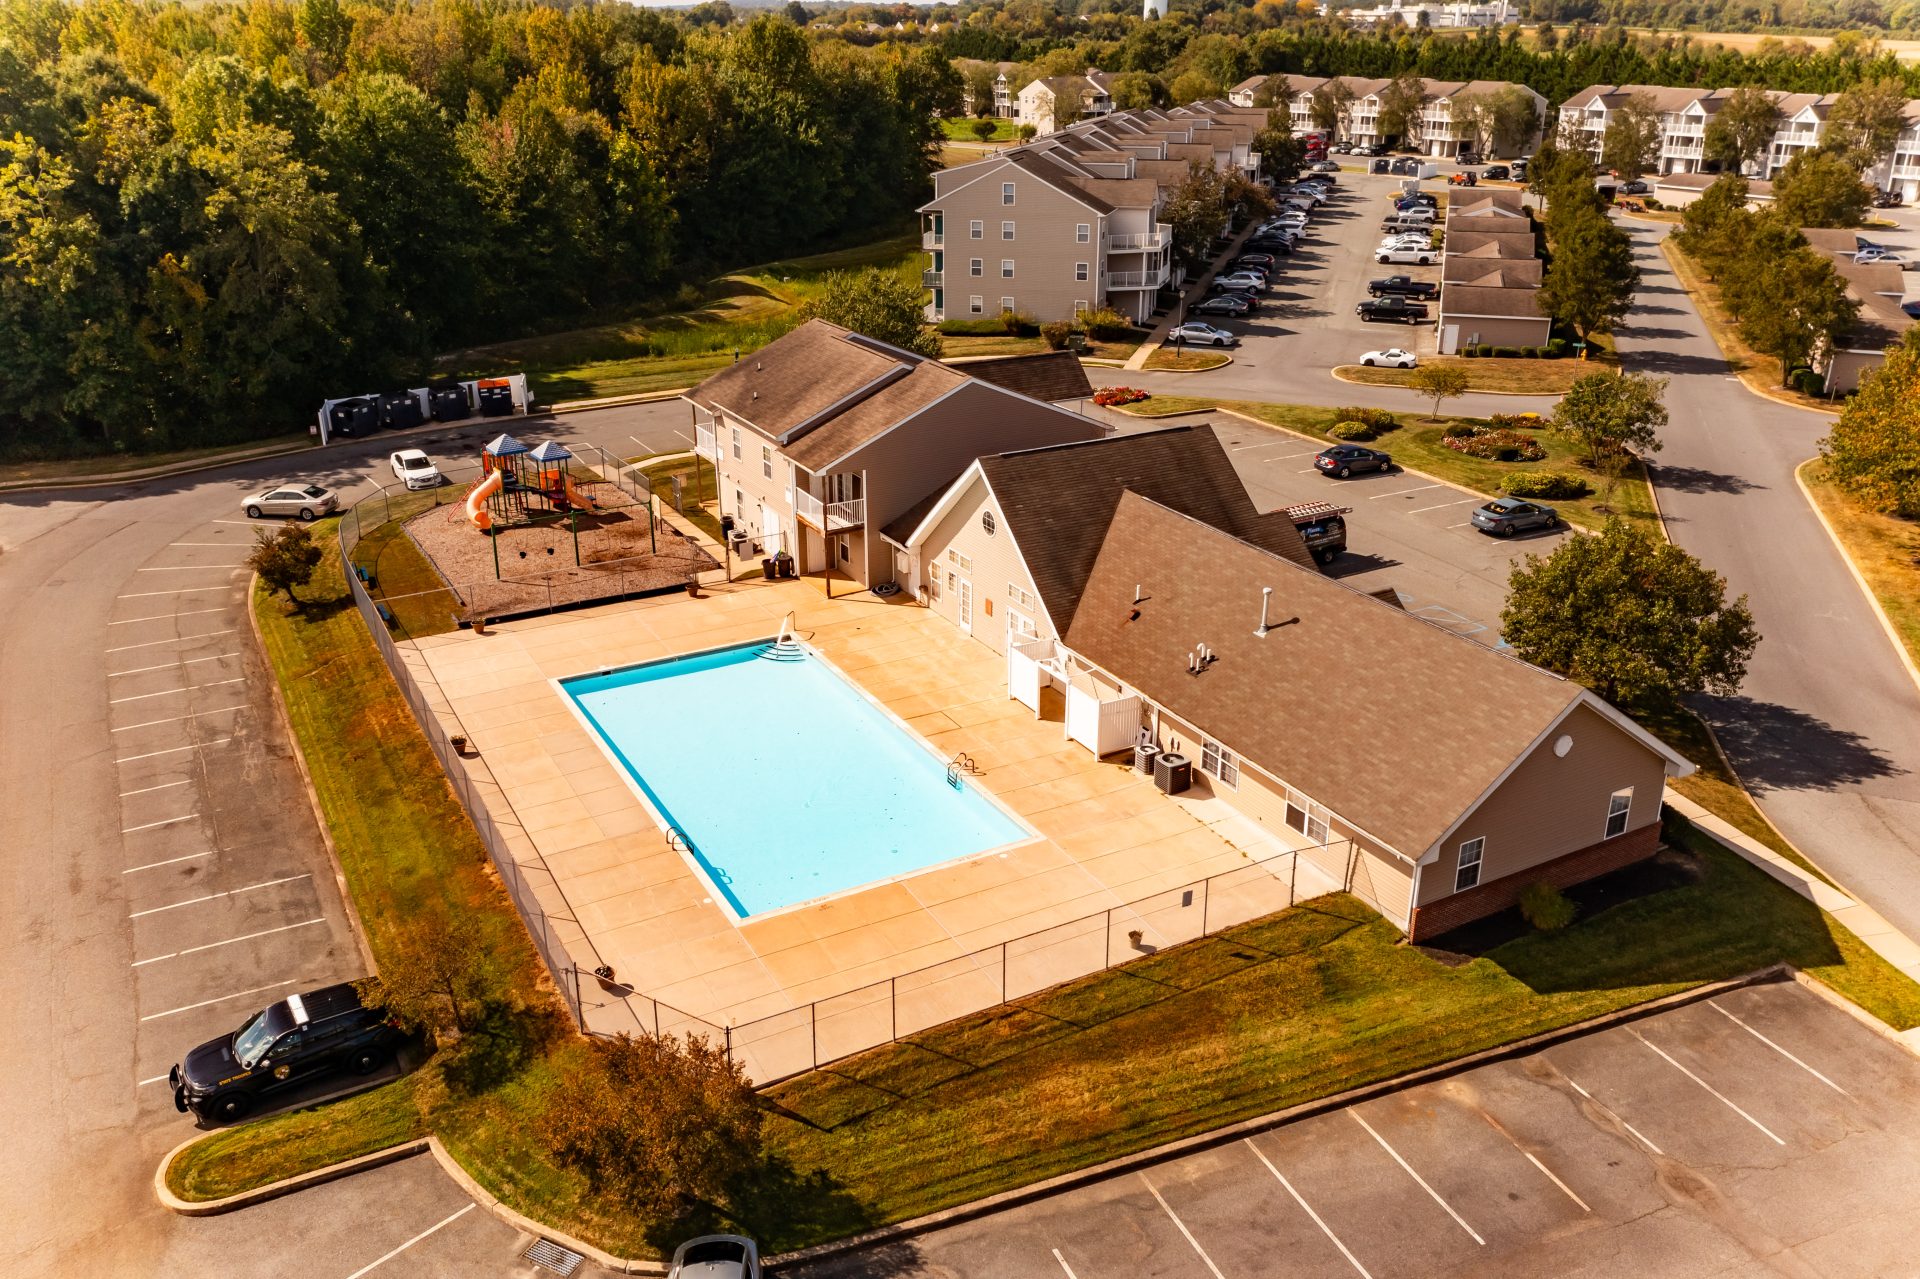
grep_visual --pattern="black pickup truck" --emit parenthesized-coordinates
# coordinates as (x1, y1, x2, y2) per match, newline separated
(1355, 296, 1430, 324)
(1367, 275, 1440, 300)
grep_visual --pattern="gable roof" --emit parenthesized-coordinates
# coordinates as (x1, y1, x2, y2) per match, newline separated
(1446, 230, 1539, 259)
(1438, 284, 1548, 320)
(948, 351, 1094, 404)
(1444, 257, 1543, 287)
(1063, 494, 1606, 859)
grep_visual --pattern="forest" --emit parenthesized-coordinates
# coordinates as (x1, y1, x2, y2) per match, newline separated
(0, 0, 955, 458)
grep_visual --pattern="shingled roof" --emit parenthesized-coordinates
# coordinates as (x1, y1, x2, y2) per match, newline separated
(949, 351, 1094, 404)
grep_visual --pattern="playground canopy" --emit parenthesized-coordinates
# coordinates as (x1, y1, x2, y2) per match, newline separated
(527, 440, 574, 463)
(483, 433, 529, 458)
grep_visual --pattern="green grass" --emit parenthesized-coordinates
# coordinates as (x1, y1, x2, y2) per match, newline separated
(0, 432, 312, 485)
(1801, 459, 1920, 671)
(1123, 397, 1657, 532)
(940, 117, 1018, 142)
(1336, 349, 1611, 395)
(1144, 347, 1233, 371)
(637, 455, 724, 544)
(348, 491, 466, 640)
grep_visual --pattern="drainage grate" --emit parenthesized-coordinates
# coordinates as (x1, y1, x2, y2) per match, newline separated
(523, 1238, 586, 1276)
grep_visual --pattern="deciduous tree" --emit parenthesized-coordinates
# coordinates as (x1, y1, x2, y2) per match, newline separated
(1701, 85, 1780, 175)
(1820, 329, 1920, 518)
(1309, 79, 1354, 138)
(1376, 71, 1425, 146)
(1823, 77, 1910, 167)
(1771, 148, 1872, 228)
(1162, 160, 1229, 269)
(248, 521, 323, 602)
(1253, 105, 1305, 181)
(1408, 364, 1469, 419)
(802, 267, 942, 357)
(1600, 92, 1661, 182)
(1672, 173, 1750, 270)
(356, 910, 495, 1041)
(1551, 369, 1667, 473)
(1108, 70, 1159, 112)
(1725, 234, 1859, 385)
(1538, 205, 1640, 345)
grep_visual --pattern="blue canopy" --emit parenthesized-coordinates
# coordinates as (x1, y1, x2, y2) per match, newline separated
(483, 433, 528, 457)
(527, 440, 574, 463)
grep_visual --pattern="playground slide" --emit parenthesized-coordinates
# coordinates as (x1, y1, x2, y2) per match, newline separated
(562, 476, 601, 515)
(466, 469, 503, 532)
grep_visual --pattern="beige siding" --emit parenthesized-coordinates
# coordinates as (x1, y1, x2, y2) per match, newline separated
(707, 414, 798, 559)
(926, 163, 1109, 322)
(1443, 315, 1554, 347)
(1418, 702, 1668, 907)
(917, 478, 1046, 655)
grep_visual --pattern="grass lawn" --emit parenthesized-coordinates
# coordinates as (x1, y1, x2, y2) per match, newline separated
(1800, 459, 1920, 669)
(439, 231, 923, 404)
(1122, 396, 1657, 532)
(0, 432, 312, 486)
(940, 117, 1018, 142)
(1144, 347, 1233, 372)
(1336, 352, 1605, 395)
(942, 333, 1143, 362)
(1661, 240, 1840, 416)
(637, 454, 725, 544)
(345, 488, 471, 641)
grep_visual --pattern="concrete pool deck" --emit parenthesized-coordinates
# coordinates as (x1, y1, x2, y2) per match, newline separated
(403, 575, 1339, 1077)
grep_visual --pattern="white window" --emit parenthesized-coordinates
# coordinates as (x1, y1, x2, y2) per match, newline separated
(969, 295, 984, 314)
(1001, 259, 1015, 278)
(1002, 181, 1016, 205)
(1007, 583, 1036, 611)
(1007, 610, 1037, 639)
(969, 258, 983, 276)
(1606, 788, 1633, 839)
(1200, 738, 1238, 789)
(1455, 837, 1484, 892)
(761, 445, 772, 480)
(981, 510, 996, 535)
(1075, 262, 1089, 281)
(1002, 220, 1015, 240)
(1076, 222, 1090, 243)
(1000, 296, 1015, 312)
(1074, 299, 1089, 315)
(734, 487, 744, 520)
(1284, 788, 1327, 843)
(730, 427, 741, 460)
(969, 219, 983, 239)
(946, 548, 974, 572)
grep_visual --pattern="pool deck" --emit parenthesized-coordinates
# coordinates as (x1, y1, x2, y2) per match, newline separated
(403, 574, 1337, 1076)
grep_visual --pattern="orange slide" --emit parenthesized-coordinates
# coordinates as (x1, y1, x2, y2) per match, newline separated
(562, 476, 601, 515)
(466, 469, 503, 531)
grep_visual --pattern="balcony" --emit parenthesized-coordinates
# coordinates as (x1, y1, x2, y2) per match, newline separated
(1106, 224, 1170, 252)
(1105, 262, 1170, 291)
(922, 268, 943, 289)
(793, 488, 865, 532)
(922, 229, 944, 249)
(694, 422, 718, 463)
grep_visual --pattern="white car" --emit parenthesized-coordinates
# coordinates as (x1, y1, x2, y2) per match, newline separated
(1377, 246, 1437, 265)
(1357, 348, 1418, 368)
(389, 449, 443, 490)
(1854, 248, 1912, 267)
(1170, 321, 1239, 347)
(668, 1235, 760, 1279)
(1270, 210, 1310, 225)
(1378, 235, 1432, 250)
(1212, 271, 1267, 293)
(241, 483, 339, 522)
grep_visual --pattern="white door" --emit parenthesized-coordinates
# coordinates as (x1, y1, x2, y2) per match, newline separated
(760, 504, 783, 557)
(956, 578, 973, 634)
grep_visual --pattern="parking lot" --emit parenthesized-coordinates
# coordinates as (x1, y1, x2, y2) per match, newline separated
(787, 979, 1920, 1278)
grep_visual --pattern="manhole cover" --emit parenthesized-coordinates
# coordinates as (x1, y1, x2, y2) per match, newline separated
(523, 1238, 586, 1276)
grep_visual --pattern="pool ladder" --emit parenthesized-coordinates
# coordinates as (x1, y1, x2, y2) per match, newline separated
(758, 611, 805, 661)
(946, 751, 976, 788)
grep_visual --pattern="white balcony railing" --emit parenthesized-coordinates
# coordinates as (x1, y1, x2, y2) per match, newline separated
(1105, 263, 1170, 291)
(694, 423, 718, 463)
(793, 489, 865, 532)
(922, 268, 943, 289)
(923, 229, 944, 249)
(1106, 224, 1169, 252)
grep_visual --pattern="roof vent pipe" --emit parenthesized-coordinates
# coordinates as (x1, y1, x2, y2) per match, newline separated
(1256, 586, 1272, 637)
(1135, 583, 1142, 604)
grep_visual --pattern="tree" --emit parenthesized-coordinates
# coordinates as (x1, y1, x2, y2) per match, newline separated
(1408, 364, 1469, 419)
(356, 911, 495, 1041)
(1108, 70, 1159, 112)
(1600, 93, 1661, 182)
(1730, 242, 1859, 385)
(1823, 77, 1909, 167)
(1250, 75, 1287, 109)
(1309, 80, 1355, 138)
(1820, 329, 1920, 518)
(1771, 149, 1872, 228)
(248, 522, 323, 603)
(970, 118, 996, 143)
(1672, 173, 1750, 268)
(1502, 519, 1758, 706)
(802, 267, 942, 357)
(541, 1031, 763, 1222)
(1701, 85, 1779, 175)
(963, 63, 998, 118)
(1551, 369, 1667, 474)
(1486, 85, 1543, 157)
(1529, 139, 1605, 229)
(1253, 106, 1305, 182)
(1162, 161, 1229, 269)
(1376, 71, 1425, 147)
(1168, 69, 1215, 107)
(1538, 205, 1640, 345)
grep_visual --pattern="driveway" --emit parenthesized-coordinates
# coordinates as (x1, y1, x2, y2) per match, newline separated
(787, 979, 1920, 1278)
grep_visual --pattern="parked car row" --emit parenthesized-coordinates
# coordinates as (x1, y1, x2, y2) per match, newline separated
(1186, 173, 1344, 329)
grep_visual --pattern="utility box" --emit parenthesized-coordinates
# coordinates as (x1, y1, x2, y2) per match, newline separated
(1154, 751, 1192, 795)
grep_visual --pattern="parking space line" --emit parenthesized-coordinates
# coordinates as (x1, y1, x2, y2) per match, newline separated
(1244, 1139, 1373, 1278)
(121, 815, 195, 834)
(1139, 1174, 1228, 1279)
(1565, 1077, 1666, 1154)
(209, 519, 258, 525)
(110, 607, 230, 624)
(132, 917, 324, 966)
(116, 588, 239, 599)
(110, 677, 247, 704)
(137, 565, 247, 572)
(138, 1074, 170, 1087)
(110, 653, 239, 677)
(1476, 1114, 1590, 1211)
(1350, 1111, 1485, 1244)
(139, 979, 300, 1022)
(120, 780, 192, 798)
(130, 873, 311, 919)
(123, 851, 213, 874)
(168, 542, 240, 547)
(112, 705, 247, 732)
(1631, 1027, 1785, 1145)
(105, 630, 236, 653)
(1052, 1247, 1080, 1278)
(113, 738, 231, 764)
(1408, 498, 1479, 514)
(1368, 484, 1440, 500)
(1709, 1002, 1850, 1096)
(343, 1203, 476, 1279)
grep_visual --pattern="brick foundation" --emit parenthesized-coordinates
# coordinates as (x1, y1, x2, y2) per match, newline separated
(1406, 822, 1662, 943)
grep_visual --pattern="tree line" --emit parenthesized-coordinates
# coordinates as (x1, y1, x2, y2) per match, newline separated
(0, 0, 956, 459)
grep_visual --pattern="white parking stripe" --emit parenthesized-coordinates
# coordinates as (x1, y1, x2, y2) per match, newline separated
(1368, 484, 1440, 499)
(1631, 1028, 1786, 1144)
(110, 607, 230, 625)
(139, 980, 299, 1022)
(1350, 1111, 1485, 1244)
(120, 780, 192, 797)
(1245, 1139, 1373, 1278)
(110, 653, 239, 677)
(169, 542, 240, 547)
(130, 873, 311, 919)
(1140, 1174, 1228, 1279)
(1052, 1247, 1081, 1278)
(113, 738, 232, 764)
(116, 588, 238, 599)
(138, 1074, 170, 1087)
(1709, 1002, 1850, 1096)
(110, 677, 247, 704)
(132, 917, 324, 966)
(105, 630, 237, 653)
(210, 519, 260, 525)
(137, 565, 247, 572)
(121, 815, 195, 834)
(343, 1204, 476, 1279)
(112, 705, 247, 732)
(1408, 498, 1479, 514)
(1474, 1114, 1590, 1212)
(123, 852, 213, 874)
(1566, 1076, 1665, 1155)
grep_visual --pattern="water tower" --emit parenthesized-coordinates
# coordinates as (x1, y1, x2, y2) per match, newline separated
(1143, 0, 1167, 17)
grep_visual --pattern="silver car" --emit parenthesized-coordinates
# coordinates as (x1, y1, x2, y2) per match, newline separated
(668, 1235, 760, 1278)
(241, 483, 339, 522)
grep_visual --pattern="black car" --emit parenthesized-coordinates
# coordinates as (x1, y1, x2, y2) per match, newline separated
(171, 983, 404, 1122)
(1457, 152, 1481, 166)
(1619, 179, 1651, 195)
(1234, 253, 1276, 269)
(1315, 444, 1393, 478)
(1483, 165, 1510, 181)
(1874, 190, 1904, 208)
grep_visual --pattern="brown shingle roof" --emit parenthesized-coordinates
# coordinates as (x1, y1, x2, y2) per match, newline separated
(1446, 231, 1539, 260)
(1444, 257, 1543, 288)
(1439, 284, 1548, 320)
(1064, 494, 1584, 857)
(948, 351, 1094, 404)
(978, 425, 1314, 634)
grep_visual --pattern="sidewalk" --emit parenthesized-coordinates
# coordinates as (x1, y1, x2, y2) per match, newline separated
(1122, 222, 1259, 372)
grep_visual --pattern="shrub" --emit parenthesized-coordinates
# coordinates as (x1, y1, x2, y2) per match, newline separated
(1644, 196, 1665, 210)
(1520, 881, 1578, 932)
(1461, 346, 1478, 358)
(999, 308, 1038, 336)
(1328, 420, 1375, 440)
(1332, 406, 1397, 430)
(938, 318, 1009, 336)
(1789, 366, 1825, 396)
(1524, 346, 1543, 358)
(1487, 412, 1545, 429)
(1040, 321, 1072, 350)
(1092, 386, 1150, 407)
(1081, 307, 1133, 341)
(673, 283, 706, 311)
(1502, 471, 1592, 499)
(1493, 345, 1522, 358)
(1442, 427, 1546, 461)
(1548, 338, 1569, 358)
(1442, 422, 1476, 438)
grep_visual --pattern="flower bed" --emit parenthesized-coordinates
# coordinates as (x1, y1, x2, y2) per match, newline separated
(1093, 386, 1151, 407)
(1442, 427, 1546, 462)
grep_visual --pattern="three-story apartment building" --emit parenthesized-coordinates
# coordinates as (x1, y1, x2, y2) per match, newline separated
(1228, 75, 1544, 156)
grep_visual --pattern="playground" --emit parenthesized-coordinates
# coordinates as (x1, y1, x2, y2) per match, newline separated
(382, 433, 718, 626)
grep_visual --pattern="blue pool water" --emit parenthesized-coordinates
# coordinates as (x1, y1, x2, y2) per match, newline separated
(561, 640, 1030, 917)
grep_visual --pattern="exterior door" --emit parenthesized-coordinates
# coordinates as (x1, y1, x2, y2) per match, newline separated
(956, 578, 973, 634)
(759, 503, 783, 557)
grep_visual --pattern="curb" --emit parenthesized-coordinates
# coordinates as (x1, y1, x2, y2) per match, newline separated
(766, 968, 1792, 1272)
(1329, 366, 1563, 397)
(1142, 350, 1235, 374)
(1655, 239, 1838, 419)
(1794, 458, 1920, 701)
(546, 389, 692, 413)
(0, 439, 316, 493)
(156, 1135, 432, 1217)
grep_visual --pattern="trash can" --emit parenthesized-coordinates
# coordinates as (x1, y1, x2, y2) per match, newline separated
(762, 558, 778, 580)
(1370, 158, 1389, 175)
(1134, 743, 1160, 775)
(1154, 752, 1192, 795)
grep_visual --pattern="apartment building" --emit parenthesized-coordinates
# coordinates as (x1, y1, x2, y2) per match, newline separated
(1015, 73, 1116, 135)
(1226, 75, 1545, 157)
(1436, 190, 1550, 352)
(956, 60, 1020, 119)
(1329, 0, 1519, 26)
(1558, 85, 1920, 201)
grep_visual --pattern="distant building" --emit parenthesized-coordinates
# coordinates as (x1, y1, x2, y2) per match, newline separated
(1144, 0, 1168, 17)
(1325, 0, 1518, 28)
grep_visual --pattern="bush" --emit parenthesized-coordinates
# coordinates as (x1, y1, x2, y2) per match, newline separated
(1081, 307, 1133, 341)
(1487, 412, 1544, 429)
(1461, 346, 1478, 358)
(1493, 345, 1522, 358)
(1040, 321, 1072, 350)
(1442, 422, 1476, 438)
(1092, 386, 1150, 406)
(1789, 366, 1825, 396)
(1328, 420, 1376, 440)
(1548, 338, 1569, 358)
(673, 282, 706, 311)
(1644, 196, 1665, 210)
(1519, 881, 1578, 932)
(999, 308, 1038, 337)
(1502, 471, 1592, 499)
(1332, 406, 1396, 430)
(1442, 427, 1547, 461)
(938, 318, 1010, 336)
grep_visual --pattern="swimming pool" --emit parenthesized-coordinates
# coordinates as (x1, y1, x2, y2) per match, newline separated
(559, 638, 1033, 918)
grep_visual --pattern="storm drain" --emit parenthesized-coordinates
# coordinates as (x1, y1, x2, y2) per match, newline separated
(523, 1238, 586, 1276)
